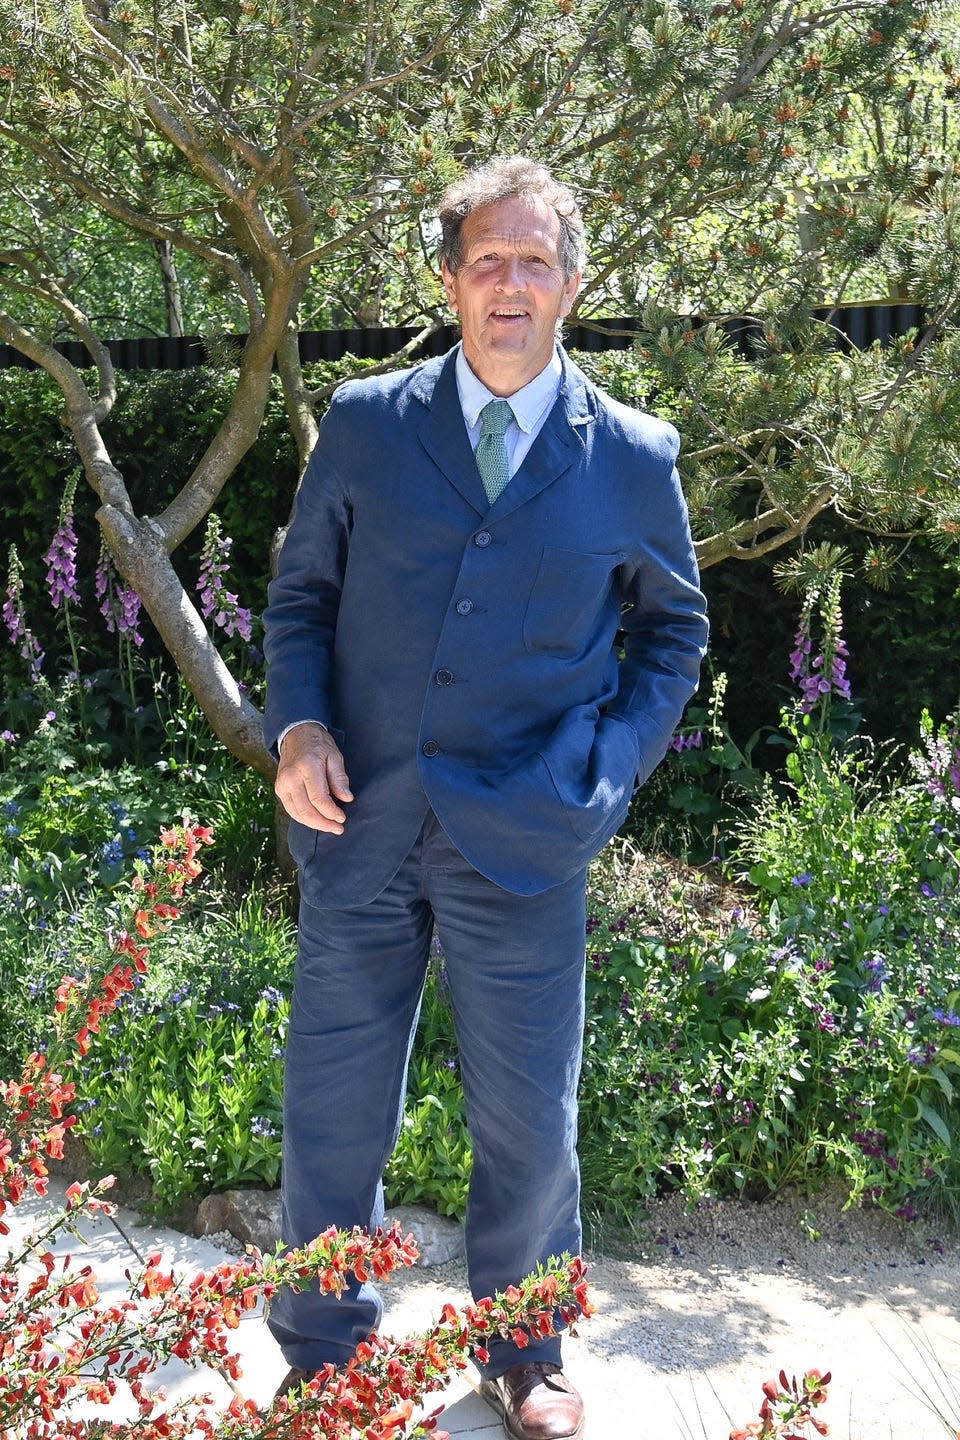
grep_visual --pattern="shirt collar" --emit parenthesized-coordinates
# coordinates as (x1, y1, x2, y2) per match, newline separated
(454, 344, 563, 434)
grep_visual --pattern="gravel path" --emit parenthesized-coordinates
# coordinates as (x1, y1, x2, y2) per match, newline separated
(379, 1189, 960, 1438)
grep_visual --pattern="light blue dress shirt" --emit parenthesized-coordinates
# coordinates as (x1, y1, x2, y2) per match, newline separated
(454, 343, 563, 476)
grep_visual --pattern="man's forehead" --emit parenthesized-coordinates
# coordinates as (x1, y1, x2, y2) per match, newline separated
(462, 195, 561, 249)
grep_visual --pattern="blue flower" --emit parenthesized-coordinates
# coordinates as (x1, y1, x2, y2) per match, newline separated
(932, 1008, 960, 1027)
(251, 1116, 278, 1139)
(864, 956, 888, 991)
(1, 800, 19, 817)
(260, 986, 284, 1007)
(791, 873, 813, 887)
(4, 823, 19, 838)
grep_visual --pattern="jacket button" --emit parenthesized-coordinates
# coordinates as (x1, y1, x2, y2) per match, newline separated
(435, 668, 454, 686)
(455, 598, 474, 615)
(474, 530, 492, 547)
(422, 740, 440, 757)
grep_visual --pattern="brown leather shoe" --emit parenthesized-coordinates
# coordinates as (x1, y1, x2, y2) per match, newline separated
(480, 1362, 585, 1440)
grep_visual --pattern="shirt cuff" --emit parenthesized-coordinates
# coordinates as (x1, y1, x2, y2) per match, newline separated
(278, 720, 328, 752)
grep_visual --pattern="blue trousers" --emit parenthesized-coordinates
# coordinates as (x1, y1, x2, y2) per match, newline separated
(268, 810, 587, 1379)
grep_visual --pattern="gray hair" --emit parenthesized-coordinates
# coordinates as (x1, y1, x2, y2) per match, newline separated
(438, 156, 586, 282)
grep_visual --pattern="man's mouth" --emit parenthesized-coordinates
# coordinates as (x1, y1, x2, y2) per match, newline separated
(491, 307, 528, 320)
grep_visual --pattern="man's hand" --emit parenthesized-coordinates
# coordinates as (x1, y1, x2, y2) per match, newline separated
(275, 722, 354, 834)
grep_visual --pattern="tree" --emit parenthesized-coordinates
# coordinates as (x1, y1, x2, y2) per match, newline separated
(0, 0, 957, 772)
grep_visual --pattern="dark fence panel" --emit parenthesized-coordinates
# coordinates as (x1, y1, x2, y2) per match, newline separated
(0, 304, 928, 372)
(815, 303, 925, 348)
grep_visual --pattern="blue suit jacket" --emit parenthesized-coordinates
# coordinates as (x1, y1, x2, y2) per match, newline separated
(263, 345, 708, 906)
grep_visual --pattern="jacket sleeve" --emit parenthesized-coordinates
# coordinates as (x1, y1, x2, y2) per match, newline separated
(262, 394, 353, 757)
(606, 429, 709, 786)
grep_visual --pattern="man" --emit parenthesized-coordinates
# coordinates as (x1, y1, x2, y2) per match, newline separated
(262, 156, 708, 1440)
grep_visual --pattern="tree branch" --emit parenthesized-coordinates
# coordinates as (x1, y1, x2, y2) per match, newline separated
(516, 0, 624, 149)
(306, 321, 444, 404)
(289, 19, 462, 138)
(696, 483, 836, 566)
(0, 121, 263, 326)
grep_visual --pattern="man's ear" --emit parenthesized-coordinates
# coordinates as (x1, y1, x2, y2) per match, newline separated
(440, 261, 459, 314)
(559, 269, 582, 319)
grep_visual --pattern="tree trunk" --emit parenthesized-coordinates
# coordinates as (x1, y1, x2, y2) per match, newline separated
(156, 240, 185, 338)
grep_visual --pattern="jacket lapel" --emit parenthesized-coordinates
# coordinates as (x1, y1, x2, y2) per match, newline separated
(487, 350, 596, 521)
(413, 351, 489, 516)
(411, 344, 597, 519)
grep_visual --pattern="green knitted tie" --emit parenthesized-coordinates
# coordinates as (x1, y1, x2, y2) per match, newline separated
(475, 399, 514, 504)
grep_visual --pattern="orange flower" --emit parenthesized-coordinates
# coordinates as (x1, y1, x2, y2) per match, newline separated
(134, 910, 155, 939)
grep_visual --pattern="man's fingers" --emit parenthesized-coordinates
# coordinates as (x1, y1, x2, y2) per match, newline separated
(325, 754, 353, 803)
(299, 765, 348, 828)
(278, 769, 347, 832)
(275, 727, 353, 832)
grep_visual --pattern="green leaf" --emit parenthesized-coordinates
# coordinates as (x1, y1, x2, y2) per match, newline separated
(927, 1065, 955, 1102)
(919, 1104, 952, 1148)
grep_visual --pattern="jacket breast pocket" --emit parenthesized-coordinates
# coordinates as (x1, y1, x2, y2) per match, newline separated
(523, 546, 624, 656)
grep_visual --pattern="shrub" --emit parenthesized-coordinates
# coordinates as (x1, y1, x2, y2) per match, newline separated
(575, 704, 960, 1231)
(0, 687, 276, 1079)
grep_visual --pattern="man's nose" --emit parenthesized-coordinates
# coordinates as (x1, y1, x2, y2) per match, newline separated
(496, 255, 526, 290)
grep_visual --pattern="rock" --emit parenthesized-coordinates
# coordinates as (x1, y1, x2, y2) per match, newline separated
(384, 1204, 464, 1266)
(195, 1190, 464, 1267)
(195, 1189, 282, 1252)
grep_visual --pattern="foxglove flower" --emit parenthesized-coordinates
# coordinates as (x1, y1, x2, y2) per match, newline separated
(43, 478, 81, 610)
(789, 576, 852, 713)
(197, 513, 252, 642)
(3, 545, 44, 681)
(95, 541, 144, 647)
(912, 715, 960, 808)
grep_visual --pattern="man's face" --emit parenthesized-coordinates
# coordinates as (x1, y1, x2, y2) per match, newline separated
(441, 193, 581, 396)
